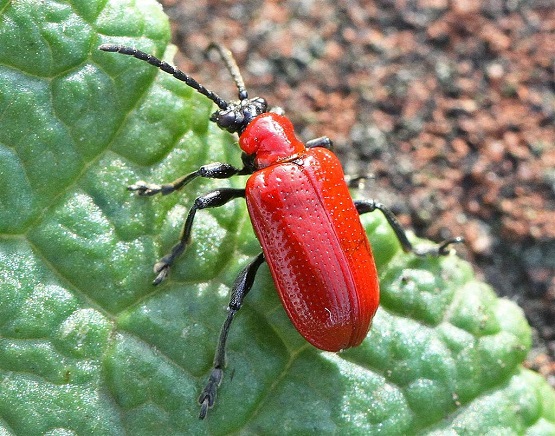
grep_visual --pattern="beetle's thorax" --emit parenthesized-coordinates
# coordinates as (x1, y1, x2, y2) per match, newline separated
(239, 113, 306, 169)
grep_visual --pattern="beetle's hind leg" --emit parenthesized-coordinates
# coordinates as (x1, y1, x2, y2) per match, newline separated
(198, 252, 265, 419)
(153, 188, 245, 285)
(355, 199, 464, 256)
(128, 162, 249, 196)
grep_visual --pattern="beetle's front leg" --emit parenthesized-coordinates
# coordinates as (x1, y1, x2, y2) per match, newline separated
(355, 199, 464, 256)
(198, 252, 265, 419)
(306, 136, 333, 150)
(153, 188, 245, 284)
(128, 162, 250, 196)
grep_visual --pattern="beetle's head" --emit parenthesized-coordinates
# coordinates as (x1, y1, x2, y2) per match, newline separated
(210, 97, 268, 134)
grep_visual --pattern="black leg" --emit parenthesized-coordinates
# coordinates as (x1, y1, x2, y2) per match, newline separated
(128, 162, 250, 196)
(153, 188, 246, 284)
(355, 199, 464, 256)
(306, 136, 333, 150)
(198, 252, 266, 419)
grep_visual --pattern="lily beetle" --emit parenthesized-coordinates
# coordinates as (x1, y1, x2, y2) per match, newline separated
(99, 43, 463, 419)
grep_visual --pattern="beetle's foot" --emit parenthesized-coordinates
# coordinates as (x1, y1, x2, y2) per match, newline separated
(128, 181, 177, 196)
(128, 181, 162, 196)
(413, 236, 464, 257)
(198, 368, 223, 420)
(438, 236, 465, 255)
(152, 260, 171, 285)
(152, 243, 186, 285)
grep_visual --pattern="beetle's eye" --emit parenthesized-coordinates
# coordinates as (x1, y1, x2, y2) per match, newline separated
(215, 110, 241, 131)
(255, 97, 268, 109)
(251, 97, 268, 116)
(243, 105, 258, 121)
(242, 98, 267, 123)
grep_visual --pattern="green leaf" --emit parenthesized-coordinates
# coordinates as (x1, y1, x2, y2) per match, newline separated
(1, 0, 554, 434)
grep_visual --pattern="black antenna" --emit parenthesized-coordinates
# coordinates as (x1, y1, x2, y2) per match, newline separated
(207, 43, 248, 101)
(98, 44, 229, 110)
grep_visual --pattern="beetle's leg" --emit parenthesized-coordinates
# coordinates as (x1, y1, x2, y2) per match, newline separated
(198, 252, 265, 419)
(128, 162, 250, 196)
(346, 175, 372, 189)
(355, 199, 464, 256)
(153, 188, 245, 285)
(306, 136, 333, 150)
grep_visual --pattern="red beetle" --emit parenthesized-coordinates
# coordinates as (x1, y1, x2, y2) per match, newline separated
(99, 43, 462, 419)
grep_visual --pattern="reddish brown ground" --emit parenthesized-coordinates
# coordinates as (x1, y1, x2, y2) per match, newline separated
(160, 0, 555, 387)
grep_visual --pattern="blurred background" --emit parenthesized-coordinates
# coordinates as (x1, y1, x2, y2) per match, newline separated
(157, 0, 554, 385)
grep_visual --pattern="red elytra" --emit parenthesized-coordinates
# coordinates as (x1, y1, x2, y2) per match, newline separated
(99, 43, 461, 419)
(242, 113, 379, 351)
